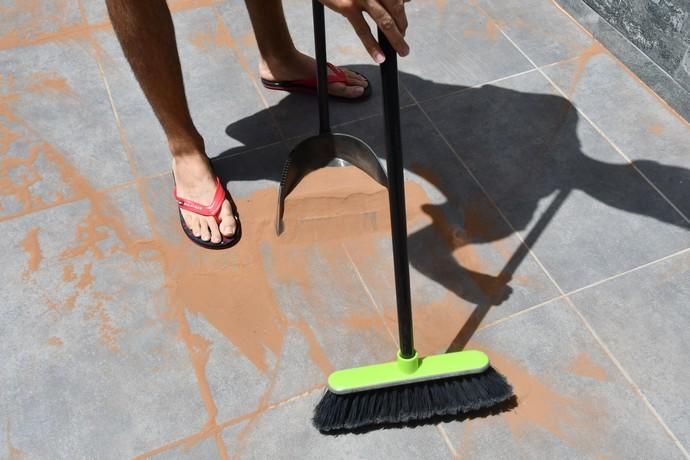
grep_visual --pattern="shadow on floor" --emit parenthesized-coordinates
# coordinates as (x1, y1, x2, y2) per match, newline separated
(213, 66, 689, 352)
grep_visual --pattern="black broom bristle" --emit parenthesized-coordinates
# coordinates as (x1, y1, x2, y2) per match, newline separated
(313, 366, 513, 433)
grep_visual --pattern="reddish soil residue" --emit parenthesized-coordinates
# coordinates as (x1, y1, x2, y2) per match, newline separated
(480, 348, 608, 453)
(20, 227, 42, 279)
(5, 419, 24, 460)
(47, 336, 63, 347)
(567, 352, 608, 382)
(646, 122, 664, 136)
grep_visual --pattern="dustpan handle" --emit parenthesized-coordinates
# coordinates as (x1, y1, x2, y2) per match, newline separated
(312, 0, 330, 134)
(379, 31, 415, 359)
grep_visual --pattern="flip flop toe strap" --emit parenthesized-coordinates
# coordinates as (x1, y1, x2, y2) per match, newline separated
(291, 62, 348, 87)
(173, 177, 225, 224)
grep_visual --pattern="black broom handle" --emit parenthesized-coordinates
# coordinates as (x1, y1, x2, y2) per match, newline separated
(313, 0, 330, 134)
(379, 31, 415, 358)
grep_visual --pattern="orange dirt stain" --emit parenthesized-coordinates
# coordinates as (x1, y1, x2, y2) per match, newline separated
(47, 336, 63, 346)
(566, 41, 605, 99)
(168, 0, 220, 13)
(26, 74, 76, 98)
(646, 122, 664, 136)
(567, 352, 608, 382)
(75, 262, 95, 290)
(481, 348, 607, 452)
(189, 14, 234, 51)
(5, 419, 25, 460)
(62, 264, 77, 282)
(20, 227, 42, 279)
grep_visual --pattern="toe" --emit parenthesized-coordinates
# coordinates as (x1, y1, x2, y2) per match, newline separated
(344, 69, 368, 88)
(208, 217, 222, 244)
(182, 211, 202, 238)
(199, 220, 211, 242)
(329, 81, 364, 98)
(218, 200, 237, 237)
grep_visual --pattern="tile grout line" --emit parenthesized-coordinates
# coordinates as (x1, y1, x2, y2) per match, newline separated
(79, 4, 232, 458)
(475, 245, 690, 333)
(564, 296, 690, 458)
(407, 7, 688, 451)
(341, 242, 399, 345)
(563, 247, 690, 297)
(210, 6, 289, 143)
(212, 52, 584, 166)
(437, 425, 459, 458)
(548, 0, 690, 126)
(342, 241, 457, 456)
(496, 28, 690, 225)
(489, 20, 690, 457)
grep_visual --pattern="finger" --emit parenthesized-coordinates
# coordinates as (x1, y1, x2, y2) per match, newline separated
(382, 0, 408, 34)
(365, 1, 409, 56)
(347, 13, 385, 64)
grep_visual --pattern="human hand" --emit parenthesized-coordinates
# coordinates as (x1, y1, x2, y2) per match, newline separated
(319, 0, 409, 63)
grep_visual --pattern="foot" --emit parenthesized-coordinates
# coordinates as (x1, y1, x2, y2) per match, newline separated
(260, 51, 368, 99)
(172, 153, 236, 244)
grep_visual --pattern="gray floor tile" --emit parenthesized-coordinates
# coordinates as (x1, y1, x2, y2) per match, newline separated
(152, 437, 220, 460)
(543, 52, 690, 218)
(0, 1, 83, 47)
(228, 392, 452, 460)
(80, 0, 108, 25)
(422, 69, 690, 292)
(141, 165, 394, 411)
(218, 0, 414, 140)
(213, 142, 286, 198)
(557, 0, 690, 121)
(94, 7, 280, 178)
(185, 311, 271, 423)
(472, 0, 595, 66)
(399, 0, 533, 101)
(174, 8, 281, 157)
(221, 421, 249, 458)
(335, 105, 560, 352)
(570, 250, 690, 450)
(0, 39, 133, 205)
(442, 300, 683, 459)
(0, 187, 207, 459)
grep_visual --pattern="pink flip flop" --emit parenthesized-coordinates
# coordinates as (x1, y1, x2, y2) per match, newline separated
(174, 176, 242, 249)
(261, 63, 371, 101)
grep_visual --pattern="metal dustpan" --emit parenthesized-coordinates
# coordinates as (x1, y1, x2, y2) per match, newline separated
(275, 0, 387, 235)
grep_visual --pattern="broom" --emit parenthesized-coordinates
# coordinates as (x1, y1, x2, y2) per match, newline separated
(313, 30, 514, 433)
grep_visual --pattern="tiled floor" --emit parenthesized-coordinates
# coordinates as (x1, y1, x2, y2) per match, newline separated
(1, 0, 688, 459)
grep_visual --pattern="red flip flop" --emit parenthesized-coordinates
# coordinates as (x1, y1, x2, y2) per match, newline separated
(173, 176, 242, 250)
(261, 63, 371, 101)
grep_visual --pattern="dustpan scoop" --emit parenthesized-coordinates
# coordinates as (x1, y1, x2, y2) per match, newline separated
(275, 0, 388, 235)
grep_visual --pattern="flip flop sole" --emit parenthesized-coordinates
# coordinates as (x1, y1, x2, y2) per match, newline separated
(261, 71, 372, 102)
(179, 201, 242, 250)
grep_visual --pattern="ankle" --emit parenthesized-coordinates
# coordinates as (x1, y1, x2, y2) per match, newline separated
(169, 135, 205, 158)
(260, 47, 302, 73)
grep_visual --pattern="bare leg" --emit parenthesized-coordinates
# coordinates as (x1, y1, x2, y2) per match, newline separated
(244, 0, 369, 98)
(106, 0, 235, 243)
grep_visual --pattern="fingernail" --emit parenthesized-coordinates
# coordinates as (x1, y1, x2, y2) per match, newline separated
(374, 52, 385, 64)
(401, 44, 410, 56)
(352, 86, 365, 96)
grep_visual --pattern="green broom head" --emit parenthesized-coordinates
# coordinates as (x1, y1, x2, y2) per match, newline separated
(313, 349, 513, 433)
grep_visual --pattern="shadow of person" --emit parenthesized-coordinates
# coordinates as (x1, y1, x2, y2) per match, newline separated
(214, 66, 689, 351)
